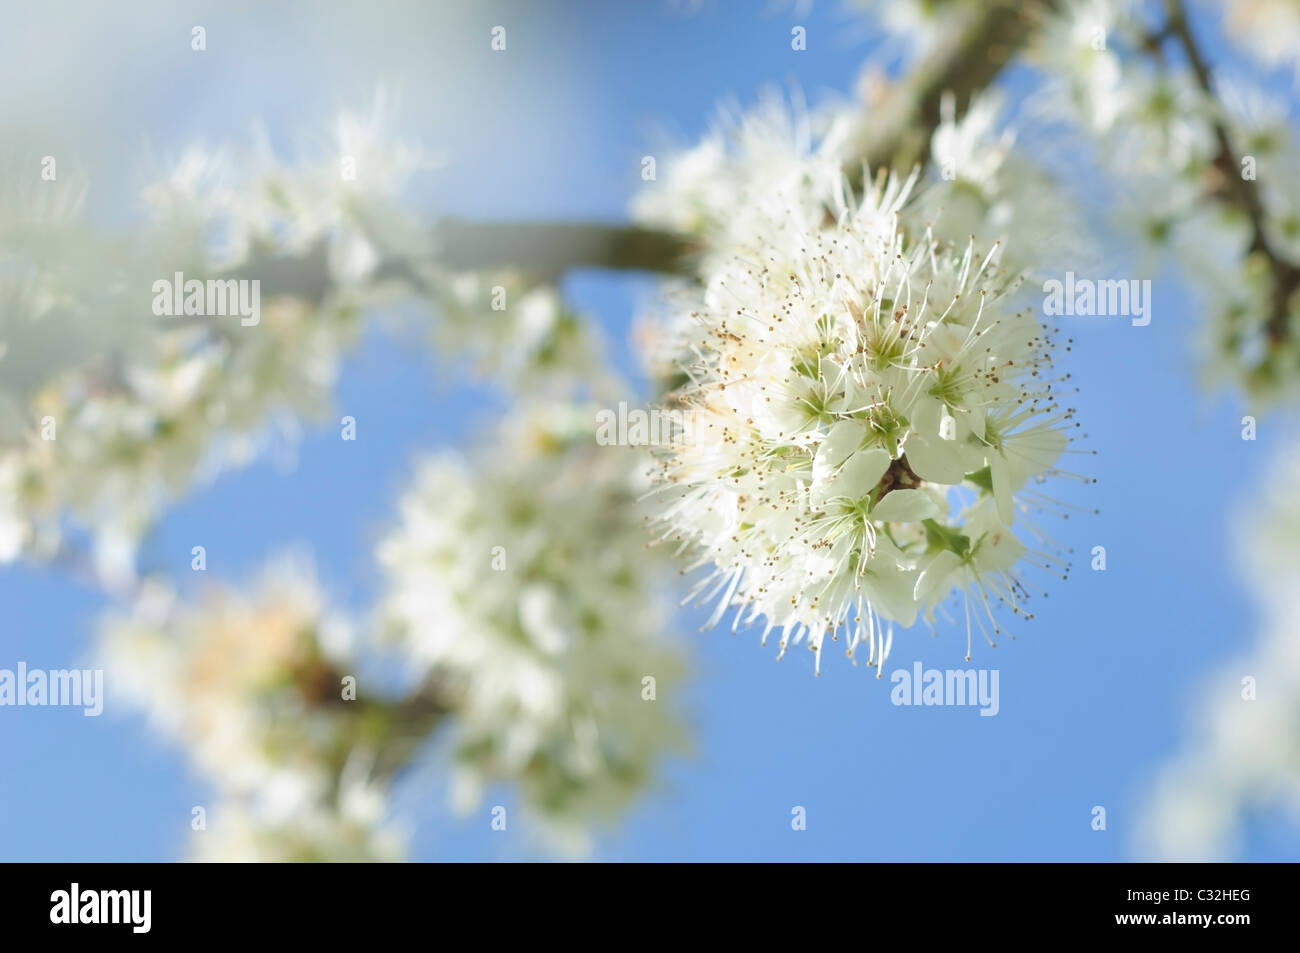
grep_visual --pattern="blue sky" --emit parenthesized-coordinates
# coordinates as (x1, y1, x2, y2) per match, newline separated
(2, 0, 1298, 861)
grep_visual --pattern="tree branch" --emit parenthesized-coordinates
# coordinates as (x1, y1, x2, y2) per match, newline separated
(437, 220, 695, 276)
(294, 654, 455, 783)
(1163, 0, 1300, 351)
(847, 0, 1049, 183)
(239, 3, 1051, 292)
(50, 533, 458, 795)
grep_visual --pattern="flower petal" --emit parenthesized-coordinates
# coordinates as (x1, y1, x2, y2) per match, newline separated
(871, 488, 941, 522)
(818, 447, 891, 506)
(812, 419, 865, 485)
(913, 549, 963, 607)
(905, 432, 969, 484)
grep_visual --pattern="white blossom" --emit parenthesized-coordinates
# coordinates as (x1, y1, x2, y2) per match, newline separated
(190, 763, 404, 863)
(144, 88, 429, 279)
(1139, 443, 1300, 859)
(375, 399, 685, 848)
(920, 91, 1088, 275)
(846, 0, 958, 68)
(631, 90, 857, 266)
(1216, 0, 1300, 83)
(649, 169, 1079, 673)
(1030, 0, 1134, 135)
(0, 95, 427, 581)
(98, 556, 359, 796)
(429, 271, 606, 393)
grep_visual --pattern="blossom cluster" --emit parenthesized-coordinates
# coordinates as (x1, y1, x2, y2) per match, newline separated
(98, 557, 405, 861)
(1032, 0, 1300, 400)
(0, 94, 425, 587)
(427, 270, 606, 394)
(645, 157, 1078, 672)
(375, 400, 686, 849)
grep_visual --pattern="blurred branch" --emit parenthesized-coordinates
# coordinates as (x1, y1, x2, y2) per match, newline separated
(847, 0, 1050, 184)
(1161, 0, 1300, 352)
(52, 533, 458, 792)
(241, 3, 1054, 292)
(295, 654, 455, 783)
(436, 220, 695, 277)
(234, 221, 696, 306)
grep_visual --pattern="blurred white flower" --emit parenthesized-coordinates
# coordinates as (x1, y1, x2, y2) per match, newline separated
(375, 399, 686, 846)
(846, 0, 960, 68)
(1216, 0, 1300, 82)
(429, 271, 607, 393)
(930, 91, 1015, 193)
(99, 555, 359, 795)
(1026, 2, 1300, 400)
(101, 554, 415, 862)
(1215, 71, 1293, 166)
(631, 89, 857, 266)
(0, 164, 151, 421)
(1036, 5, 1217, 180)
(0, 294, 362, 582)
(1031, 0, 1132, 135)
(1139, 442, 1300, 859)
(191, 762, 404, 863)
(144, 88, 430, 280)
(0, 454, 31, 561)
(1116, 70, 1218, 175)
(920, 91, 1089, 275)
(0, 94, 429, 581)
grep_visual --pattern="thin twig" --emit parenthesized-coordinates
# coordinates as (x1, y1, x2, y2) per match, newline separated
(1163, 0, 1300, 347)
